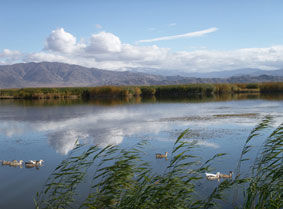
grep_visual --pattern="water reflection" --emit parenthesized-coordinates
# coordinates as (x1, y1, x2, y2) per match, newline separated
(0, 96, 282, 156)
(48, 130, 88, 155)
(0, 106, 172, 154)
(190, 140, 219, 148)
(1, 96, 282, 209)
(0, 121, 27, 137)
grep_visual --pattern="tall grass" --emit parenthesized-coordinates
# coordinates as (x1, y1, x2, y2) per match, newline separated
(242, 119, 282, 208)
(35, 117, 282, 208)
(1, 82, 282, 100)
(154, 84, 215, 98)
(259, 82, 283, 93)
(35, 129, 226, 209)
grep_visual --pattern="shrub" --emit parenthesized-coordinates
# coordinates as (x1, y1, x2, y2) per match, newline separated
(140, 87, 156, 96)
(246, 83, 259, 89)
(259, 82, 283, 93)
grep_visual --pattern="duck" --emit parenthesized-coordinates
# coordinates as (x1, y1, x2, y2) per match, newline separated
(205, 172, 220, 181)
(25, 159, 44, 168)
(156, 152, 168, 159)
(9, 160, 24, 167)
(207, 176, 220, 181)
(25, 160, 36, 165)
(205, 172, 220, 178)
(1, 160, 23, 166)
(35, 160, 44, 166)
(25, 163, 37, 168)
(219, 171, 233, 178)
(1, 160, 12, 166)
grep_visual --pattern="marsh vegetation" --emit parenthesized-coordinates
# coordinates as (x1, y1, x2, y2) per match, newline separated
(0, 82, 282, 100)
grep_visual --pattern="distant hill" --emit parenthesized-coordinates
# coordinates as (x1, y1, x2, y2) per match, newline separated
(0, 62, 282, 88)
(127, 67, 283, 78)
(188, 68, 283, 78)
(0, 62, 167, 88)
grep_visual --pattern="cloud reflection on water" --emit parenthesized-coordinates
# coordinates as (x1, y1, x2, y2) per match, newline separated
(0, 121, 29, 137)
(0, 109, 173, 155)
(189, 140, 219, 149)
(0, 101, 282, 155)
(47, 130, 88, 155)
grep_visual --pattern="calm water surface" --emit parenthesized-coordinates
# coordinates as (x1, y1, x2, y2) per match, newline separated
(0, 96, 282, 208)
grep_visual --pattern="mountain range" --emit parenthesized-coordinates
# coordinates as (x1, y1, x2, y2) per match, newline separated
(126, 67, 283, 78)
(0, 62, 282, 89)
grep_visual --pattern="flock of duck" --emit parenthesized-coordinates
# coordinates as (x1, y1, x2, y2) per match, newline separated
(1, 159, 44, 169)
(156, 152, 233, 181)
(2, 153, 233, 180)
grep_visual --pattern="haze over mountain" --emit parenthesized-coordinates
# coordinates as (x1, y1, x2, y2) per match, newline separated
(127, 67, 283, 78)
(0, 62, 282, 89)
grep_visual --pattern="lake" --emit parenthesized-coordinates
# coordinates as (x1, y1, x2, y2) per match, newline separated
(0, 95, 282, 208)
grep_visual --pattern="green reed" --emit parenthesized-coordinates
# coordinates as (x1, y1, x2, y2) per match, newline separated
(242, 118, 282, 208)
(35, 117, 282, 209)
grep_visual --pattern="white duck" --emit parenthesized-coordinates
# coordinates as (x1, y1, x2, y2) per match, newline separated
(25, 159, 44, 168)
(25, 160, 36, 165)
(205, 172, 220, 179)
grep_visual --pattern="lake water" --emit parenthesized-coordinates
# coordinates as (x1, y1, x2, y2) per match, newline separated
(0, 95, 282, 208)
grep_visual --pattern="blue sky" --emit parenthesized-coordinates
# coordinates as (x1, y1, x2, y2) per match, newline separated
(1, 0, 283, 73)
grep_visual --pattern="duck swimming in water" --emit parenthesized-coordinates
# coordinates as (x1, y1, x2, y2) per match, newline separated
(1, 160, 23, 167)
(219, 171, 233, 178)
(156, 152, 168, 159)
(25, 160, 36, 164)
(205, 172, 220, 178)
(35, 160, 44, 166)
(10, 160, 24, 167)
(205, 172, 221, 181)
(25, 159, 44, 168)
(1, 160, 12, 166)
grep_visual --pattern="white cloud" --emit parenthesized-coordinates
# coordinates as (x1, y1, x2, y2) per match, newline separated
(1, 27, 283, 73)
(86, 31, 122, 53)
(45, 28, 85, 53)
(26, 51, 71, 63)
(0, 49, 22, 63)
(120, 44, 169, 62)
(137, 27, 218, 43)
(1, 49, 21, 56)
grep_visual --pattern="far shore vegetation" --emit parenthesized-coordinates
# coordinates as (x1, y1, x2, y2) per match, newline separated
(0, 82, 282, 100)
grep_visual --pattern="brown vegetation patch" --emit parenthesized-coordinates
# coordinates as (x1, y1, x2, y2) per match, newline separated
(213, 113, 259, 118)
(160, 116, 212, 122)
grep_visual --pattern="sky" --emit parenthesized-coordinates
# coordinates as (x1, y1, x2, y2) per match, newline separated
(1, 0, 283, 73)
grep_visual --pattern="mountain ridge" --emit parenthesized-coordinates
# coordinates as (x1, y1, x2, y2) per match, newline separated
(0, 62, 282, 89)
(126, 67, 283, 78)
